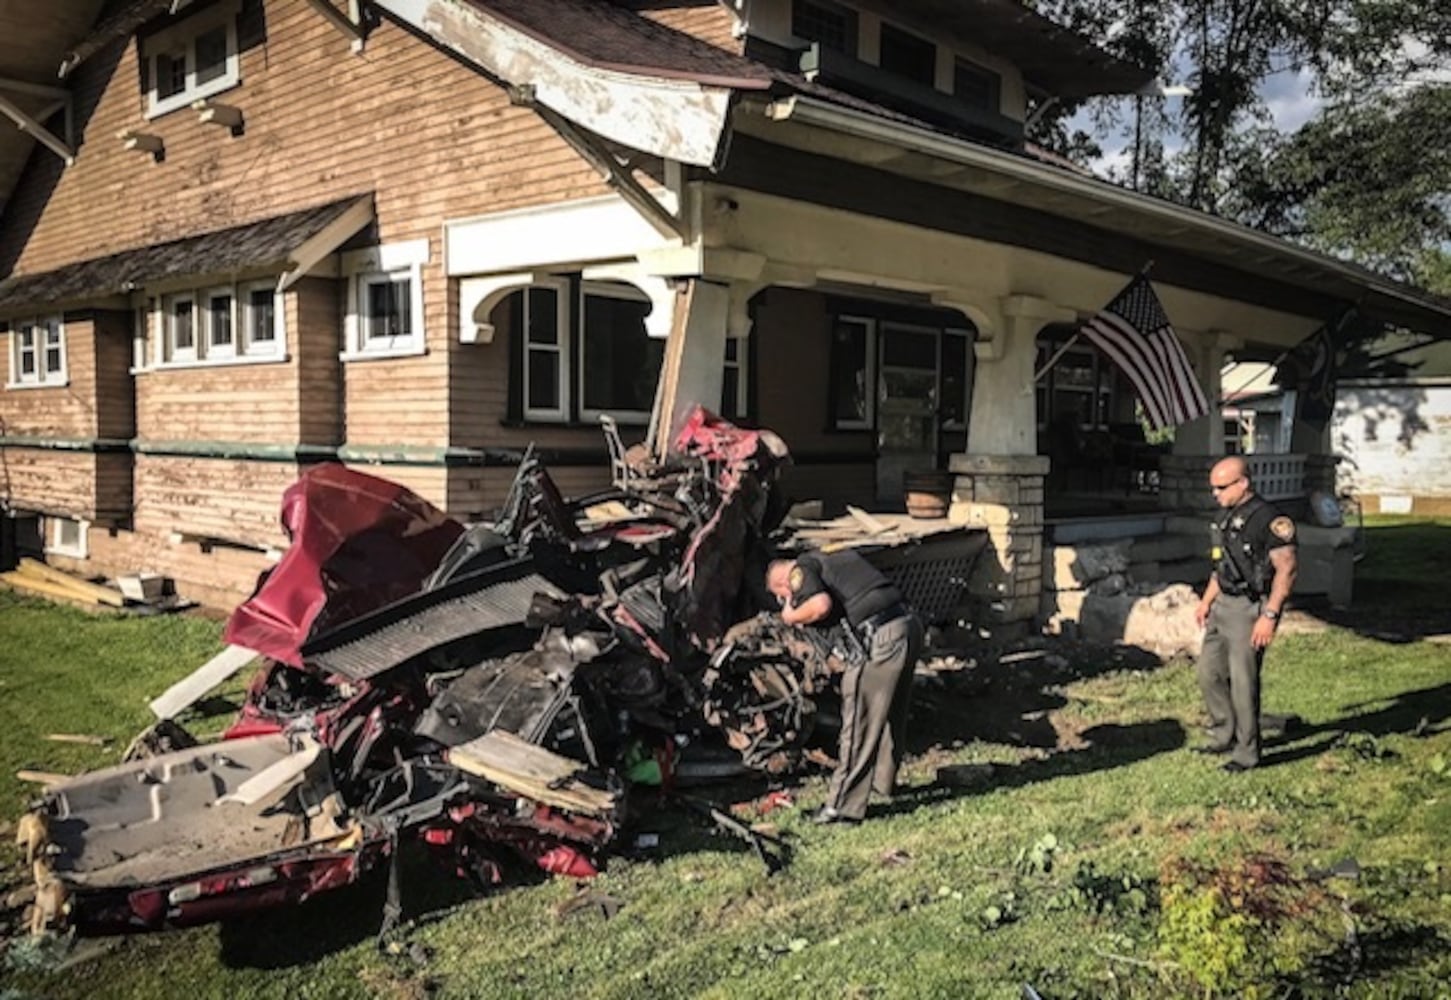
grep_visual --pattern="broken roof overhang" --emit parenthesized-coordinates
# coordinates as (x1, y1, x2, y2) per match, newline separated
(0, 194, 373, 315)
(746, 95, 1451, 338)
(886, 0, 1155, 99)
(372, 0, 772, 170)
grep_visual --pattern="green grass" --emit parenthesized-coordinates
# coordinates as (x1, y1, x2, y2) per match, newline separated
(3, 520, 1451, 999)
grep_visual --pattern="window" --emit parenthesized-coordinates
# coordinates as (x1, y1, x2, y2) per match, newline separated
(954, 59, 1001, 112)
(940, 328, 971, 428)
(579, 283, 661, 421)
(1035, 330, 1128, 432)
(522, 282, 568, 421)
(205, 288, 235, 357)
(164, 293, 198, 362)
(142, 5, 240, 118)
(342, 240, 429, 359)
(722, 336, 748, 420)
(792, 0, 858, 56)
(830, 315, 876, 429)
(241, 281, 279, 354)
(7, 316, 67, 387)
(48, 516, 88, 559)
(879, 23, 936, 87)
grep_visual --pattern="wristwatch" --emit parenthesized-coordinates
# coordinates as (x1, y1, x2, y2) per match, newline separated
(1261, 608, 1280, 621)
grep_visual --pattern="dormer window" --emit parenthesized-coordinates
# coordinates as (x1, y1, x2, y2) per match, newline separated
(955, 59, 1002, 112)
(792, 0, 857, 57)
(879, 23, 936, 87)
(142, 3, 240, 118)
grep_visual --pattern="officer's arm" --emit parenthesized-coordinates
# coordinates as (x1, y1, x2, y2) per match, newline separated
(1263, 546, 1297, 618)
(782, 592, 833, 626)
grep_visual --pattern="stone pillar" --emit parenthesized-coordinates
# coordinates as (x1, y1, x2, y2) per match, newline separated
(948, 453, 1048, 625)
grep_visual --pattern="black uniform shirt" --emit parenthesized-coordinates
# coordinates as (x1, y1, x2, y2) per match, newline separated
(1211, 493, 1297, 598)
(789, 550, 901, 628)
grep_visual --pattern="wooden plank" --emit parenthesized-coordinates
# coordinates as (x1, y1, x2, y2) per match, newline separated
(846, 506, 891, 535)
(16, 771, 69, 786)
(18, 558, 125, 606)
(149, 644, 260, 720)
(449, 731, 617, 817)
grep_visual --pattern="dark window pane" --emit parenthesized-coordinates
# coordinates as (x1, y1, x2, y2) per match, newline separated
(879, 24, 935, 86)
(195, 25, 228, 84)
(210, 295, 233, 346)
(954, 60, 1000, 110)
(830, 319, 869, 424)
(792, 0, 857, 56)
(366, 279, 411, 339)
(249, 289, 275, 342)
(722, 367, 741, 419)
(157, 50, 186, 98)
(941, 332, 969, 425)
(18, 329, 36, 374)
(527, 349, 560, 410)
(526, 286, 558, 345)
(881, 329, 935, 368)
(174, 300, 194, 349)
(582, 293, 660, 413)
(725, 338, 740, 364)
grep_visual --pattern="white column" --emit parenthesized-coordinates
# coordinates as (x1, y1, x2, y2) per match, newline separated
(653, 278, 731, 455)
(966, 295, 1075, 456)
(1172, 331, 1233, 456)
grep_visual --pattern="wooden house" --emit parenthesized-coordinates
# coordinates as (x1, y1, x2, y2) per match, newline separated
(2, 0, 1449, 619)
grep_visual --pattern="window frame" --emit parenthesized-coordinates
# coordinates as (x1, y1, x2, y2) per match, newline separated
(722, 334, 749, 421)
(953, 57, 1002, 112)
(240, 280, 281, 356)
(47, 515, 89, 559)
(342, 240, 429, 361)
(203, 285, 236, 359)
(142, 4, 241, 119)
(791, 0, 859, 57)
(134, 281, 288, 371)
(521, 278, 570, 423)
(7, 315, 68, 389)
(830, 314, 877, 431)
(576, 280, 660, 426)
(878, 22, 937, 88)
(163, 291, 199, 363)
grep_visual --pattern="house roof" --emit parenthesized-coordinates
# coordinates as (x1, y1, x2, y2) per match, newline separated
(0, 196, 370, 314)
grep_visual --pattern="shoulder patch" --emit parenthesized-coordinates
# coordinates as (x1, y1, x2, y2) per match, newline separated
(788, 566, 805, 592)
(1269, 516, 1296, 542)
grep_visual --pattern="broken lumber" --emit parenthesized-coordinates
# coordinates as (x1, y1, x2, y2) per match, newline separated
(16, 771, 69, 787)
(449, 731, 617, 817)
(44, 734, 109, 747)
(17, 558, 125, 607)
(149, 644, 259, 720)
(845, 505, 891, 535)
(1, 572, 89, 605)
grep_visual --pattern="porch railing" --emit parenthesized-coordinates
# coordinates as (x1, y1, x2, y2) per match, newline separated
(1246, 453, 1307, 500)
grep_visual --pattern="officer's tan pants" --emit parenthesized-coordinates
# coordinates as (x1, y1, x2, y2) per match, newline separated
(1196, 593, 1265, 767)
(827, 615, 924, 820)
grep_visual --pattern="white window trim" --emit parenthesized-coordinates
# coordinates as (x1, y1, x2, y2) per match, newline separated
(142, 3, 241, 119)
(6, 315, 68, 389)
(240, 279, 283, 357)
(834, 315, 877, 430)
(522, 278, 570, 423)
(577, 281, 656, 425)
(164, 292, 199, 363)
(342, 239, 429, 361)
(723, 334, 749, 418)
(47, 515, 89, 559)
(204, 286, 237, 359)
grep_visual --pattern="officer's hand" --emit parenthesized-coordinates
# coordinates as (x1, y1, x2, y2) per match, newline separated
(1195, 600, 1212, 629)
(1251, 616, 1277, 649)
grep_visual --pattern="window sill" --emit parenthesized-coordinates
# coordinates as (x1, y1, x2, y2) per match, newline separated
(146, 77, 240, 121)
(5, 378, 70, 391)
(136, 354, 289, 374)
(339, 345, 428, 363)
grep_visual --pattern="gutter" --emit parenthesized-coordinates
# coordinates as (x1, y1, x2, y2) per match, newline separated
(759, 95, 1451, 326)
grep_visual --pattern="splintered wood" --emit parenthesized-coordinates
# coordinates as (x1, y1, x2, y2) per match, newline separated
(448, 731, 617, 818)
(1, 558, 126, 607)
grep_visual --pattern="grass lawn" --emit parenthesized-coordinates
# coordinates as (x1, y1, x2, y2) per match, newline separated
(2, 516, 1450, 999)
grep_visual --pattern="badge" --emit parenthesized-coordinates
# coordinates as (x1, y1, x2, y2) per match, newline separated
(1230, 516, 1244, 531)
(788, 566, 804, 592)
(1270, 516, 1296, 542)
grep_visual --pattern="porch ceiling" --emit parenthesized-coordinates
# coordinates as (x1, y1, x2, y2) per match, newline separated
(0, 0, 107, 223)
(739, 96, 1451, 339)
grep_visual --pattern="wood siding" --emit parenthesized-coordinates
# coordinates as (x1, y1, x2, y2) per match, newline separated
(628, 2, 743, 52)
(132, 454, 295, 548)
(293, 276, 343, 446)
(1, 316, 102, 438)
(0, 448, 102, 519)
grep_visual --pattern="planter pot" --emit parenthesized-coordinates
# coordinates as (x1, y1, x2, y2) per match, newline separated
(903, 470, 953, 520)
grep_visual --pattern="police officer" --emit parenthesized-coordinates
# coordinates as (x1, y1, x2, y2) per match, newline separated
(767, 549, 923, 824)
(1194, 456, 1298, 772)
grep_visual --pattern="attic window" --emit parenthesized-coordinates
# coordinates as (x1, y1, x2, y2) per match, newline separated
(143, 5, 240, 118)
(955, 59, 1001, 112)
(792, 0, 857, 57)
(879, 23, 936, 87)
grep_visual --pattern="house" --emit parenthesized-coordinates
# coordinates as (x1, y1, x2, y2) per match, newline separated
(2, 0, 1449, 621)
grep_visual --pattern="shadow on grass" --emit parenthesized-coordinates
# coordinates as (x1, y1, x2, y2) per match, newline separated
(1262, 682, 1451, 768)
(1306, 920, 1450, 989)
(876, 717, 1187, 818)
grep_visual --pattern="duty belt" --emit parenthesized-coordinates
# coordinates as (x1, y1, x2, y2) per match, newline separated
(856, 604, 908, 638)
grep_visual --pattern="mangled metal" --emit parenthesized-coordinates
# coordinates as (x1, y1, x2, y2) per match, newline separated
(16, 407, 978, 936)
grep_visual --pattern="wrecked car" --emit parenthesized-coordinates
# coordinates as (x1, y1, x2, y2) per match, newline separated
(19, 408, 829, 935)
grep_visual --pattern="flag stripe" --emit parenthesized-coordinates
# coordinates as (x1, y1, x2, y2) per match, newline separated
(1075, 275, 1209, 431)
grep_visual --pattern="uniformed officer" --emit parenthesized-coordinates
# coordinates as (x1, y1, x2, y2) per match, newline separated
(766, 549, 923, 824)
(1194, 456, 1298, 772)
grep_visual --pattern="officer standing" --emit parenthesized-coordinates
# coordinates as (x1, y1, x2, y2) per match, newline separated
(1194, 456, 1298, 772)
(767, 549, 922, 824)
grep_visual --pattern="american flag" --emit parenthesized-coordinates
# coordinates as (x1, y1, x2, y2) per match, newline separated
(1079, 275, 1209, 430)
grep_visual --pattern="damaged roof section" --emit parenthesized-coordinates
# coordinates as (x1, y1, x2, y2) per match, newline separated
(0, 194, 373, 314)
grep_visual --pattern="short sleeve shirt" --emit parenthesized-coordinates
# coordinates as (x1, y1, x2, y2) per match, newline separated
(790, 550, 901, 627)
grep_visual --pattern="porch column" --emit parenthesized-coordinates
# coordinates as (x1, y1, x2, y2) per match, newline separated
(653, 278, 731, 455)
(951, 295, 1072, 629)
(1160, 332, 1234, 513)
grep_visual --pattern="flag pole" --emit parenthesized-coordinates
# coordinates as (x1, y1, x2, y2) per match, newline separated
(1028, 260, 1157, 385)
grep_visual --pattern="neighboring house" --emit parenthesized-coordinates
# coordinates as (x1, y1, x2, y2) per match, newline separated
(2, 0, 1449, 618)
(1336, 340, 1451, 516)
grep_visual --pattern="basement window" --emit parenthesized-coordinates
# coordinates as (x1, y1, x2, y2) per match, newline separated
(142, 3, 241, 118)
(7, 316, 68, 388)
(47, 515, 88, 559)
(342, 240, 429, 360)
